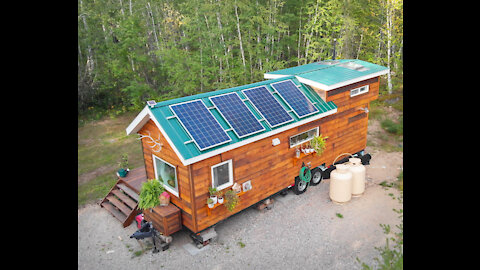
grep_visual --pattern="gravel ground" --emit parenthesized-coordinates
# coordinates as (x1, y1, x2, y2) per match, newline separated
(78, 147, 403, 270)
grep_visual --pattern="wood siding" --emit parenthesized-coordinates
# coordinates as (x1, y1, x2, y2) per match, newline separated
(137, 77, 381, 234)
(138, 120, 197, 232)
(191, 77, 381, 232)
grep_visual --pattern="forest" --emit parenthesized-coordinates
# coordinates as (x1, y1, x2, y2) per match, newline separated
(78, 0, 403, 120)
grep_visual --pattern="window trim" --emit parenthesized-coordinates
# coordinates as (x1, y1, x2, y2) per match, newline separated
(289, 127, 319, 148)
(211, 159, 234, 191)
(350, 85, 369, 97)
(152, 154, 179, 197)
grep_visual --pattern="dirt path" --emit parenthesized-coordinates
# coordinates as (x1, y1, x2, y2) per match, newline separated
(78, 146, 402, 270)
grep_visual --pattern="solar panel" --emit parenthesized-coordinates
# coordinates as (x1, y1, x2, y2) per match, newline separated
(170, 100, 231, 151)
(270, 80, 319, 118)
(242, 86, 294, 128)
(210, 93, 265, 138)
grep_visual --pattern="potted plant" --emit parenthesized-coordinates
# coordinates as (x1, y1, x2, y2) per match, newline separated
(117, 153, 129, 177)
(207, 198, 215, 208)
(309, 134, 328, 156)
(217, 190, 224, 204)
(138, 179, 165, 212)
(208, 187, 218, 204)
(224, 190, 239, 212)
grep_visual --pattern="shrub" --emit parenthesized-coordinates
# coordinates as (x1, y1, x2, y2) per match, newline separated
(380, 117, 403, 135)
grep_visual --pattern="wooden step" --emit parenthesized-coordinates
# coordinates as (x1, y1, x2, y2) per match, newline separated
(112, 189, 137, 209)
(106, 195, 132, 215)
(117, 183, 139, 202)
(101, 201, 127, 222)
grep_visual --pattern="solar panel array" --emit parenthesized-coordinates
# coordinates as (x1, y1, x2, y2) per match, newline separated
(242, 86, 294, 128)
(209, 93, 265, 138)
(170, 81, 320, 151)
(170, 100, 231, 151)
(270, 80, 319, 118)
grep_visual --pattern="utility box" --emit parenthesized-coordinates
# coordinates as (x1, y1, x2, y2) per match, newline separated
(143, 204, 182, 236)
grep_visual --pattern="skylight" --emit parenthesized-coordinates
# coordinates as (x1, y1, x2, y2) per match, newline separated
(338, 62, 369, 72)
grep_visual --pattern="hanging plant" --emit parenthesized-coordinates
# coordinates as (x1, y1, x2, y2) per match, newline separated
(138, 179, 165, 210)
(309, 134, 328, 156)
(224, 190, 239, 212)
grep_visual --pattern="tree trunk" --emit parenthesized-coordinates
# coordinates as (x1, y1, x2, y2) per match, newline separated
(305, 0, 319, 64)
(386, 0, 393, 93)
(234, 3, 246, 68)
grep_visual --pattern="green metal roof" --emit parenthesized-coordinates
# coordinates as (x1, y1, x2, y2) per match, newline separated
(128, 59, 387, 165)
(265, 59, 389, 89)
(145, 76, 337, 164)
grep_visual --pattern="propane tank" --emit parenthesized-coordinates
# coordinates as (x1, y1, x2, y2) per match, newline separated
(349, 158, 366, 197)
(329, 164, 352, 204)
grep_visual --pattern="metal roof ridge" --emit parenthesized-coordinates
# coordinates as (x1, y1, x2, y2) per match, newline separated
(150, 75, 297, 109)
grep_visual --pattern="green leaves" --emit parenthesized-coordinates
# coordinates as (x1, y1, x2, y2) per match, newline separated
(138, 179, 165, 210)
(78, 0, 403, 120)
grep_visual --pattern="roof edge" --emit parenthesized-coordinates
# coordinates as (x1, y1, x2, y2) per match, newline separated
(180, 107, 337, 165)
(296, 68, 390, 91)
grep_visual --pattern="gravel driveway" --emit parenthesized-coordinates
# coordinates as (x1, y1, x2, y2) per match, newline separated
(78, 148, 403, 270)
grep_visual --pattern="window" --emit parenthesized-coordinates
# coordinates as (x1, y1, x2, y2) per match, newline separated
(211, 160, 234, 191)
(350, 85, 369, 97)
(153, 155, 178, 197)
(289, 127, 319, 148)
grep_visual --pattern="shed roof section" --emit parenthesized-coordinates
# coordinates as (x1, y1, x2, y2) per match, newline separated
(126, 76, 337, 165)
(264, 59, 389, 90)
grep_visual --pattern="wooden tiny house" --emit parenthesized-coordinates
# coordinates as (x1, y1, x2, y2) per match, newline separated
(105, 59, 388, 235)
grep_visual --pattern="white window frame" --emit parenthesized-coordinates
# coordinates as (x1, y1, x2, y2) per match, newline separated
(289, 127, 319, 148)
(350, 85, 369, 97)
(152, 155, 179, 197)
(211, 159, 234, 191)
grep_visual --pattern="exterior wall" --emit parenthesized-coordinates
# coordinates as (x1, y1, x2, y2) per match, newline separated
(138, 77, 380, 233)
(192, 77, 380, 232)
(138, 120, 197, 232)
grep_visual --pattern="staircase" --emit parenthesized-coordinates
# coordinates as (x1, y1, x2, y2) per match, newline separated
(100, 180, 141, 227)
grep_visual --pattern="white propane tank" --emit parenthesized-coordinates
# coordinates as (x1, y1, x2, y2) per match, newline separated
(348, 158, 366, 197)
(329, 163, 353, 204)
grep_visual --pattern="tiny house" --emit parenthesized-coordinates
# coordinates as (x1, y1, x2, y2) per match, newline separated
(103, 59, 389, 237)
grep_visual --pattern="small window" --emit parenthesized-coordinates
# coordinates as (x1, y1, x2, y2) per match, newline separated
(289, 127, 319, 148)
(153, 155, 179, 197)
(211, 160, 234, 191)
(350, 85, 369, 97)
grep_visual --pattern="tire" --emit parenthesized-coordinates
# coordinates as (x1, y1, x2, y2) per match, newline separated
(309, 167, 323, 186)
(293, 176, 308, 195)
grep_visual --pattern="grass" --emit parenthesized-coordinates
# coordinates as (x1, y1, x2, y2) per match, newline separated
(78, 112, 144, 207)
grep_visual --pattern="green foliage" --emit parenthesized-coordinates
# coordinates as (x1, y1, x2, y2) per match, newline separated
(380, 116, 403, 135)
(118, 153, 129, 169)
(78, 0, 403, 119)
(336, 213, 343, 218)
(208, 187, 218, 196)
(309, 134, 328, 156)
(224, 190, 240, 212)
(138, 179, 165, 210)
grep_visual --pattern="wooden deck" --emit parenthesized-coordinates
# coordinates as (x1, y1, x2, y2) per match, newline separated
(118, 167, 148, 194)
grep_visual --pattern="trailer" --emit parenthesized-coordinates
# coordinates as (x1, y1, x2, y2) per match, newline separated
(103, 59, 389, 246)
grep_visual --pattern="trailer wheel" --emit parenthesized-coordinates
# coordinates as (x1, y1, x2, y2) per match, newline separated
(293, 176, 308, 195)
(309, 167, 323, 186)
